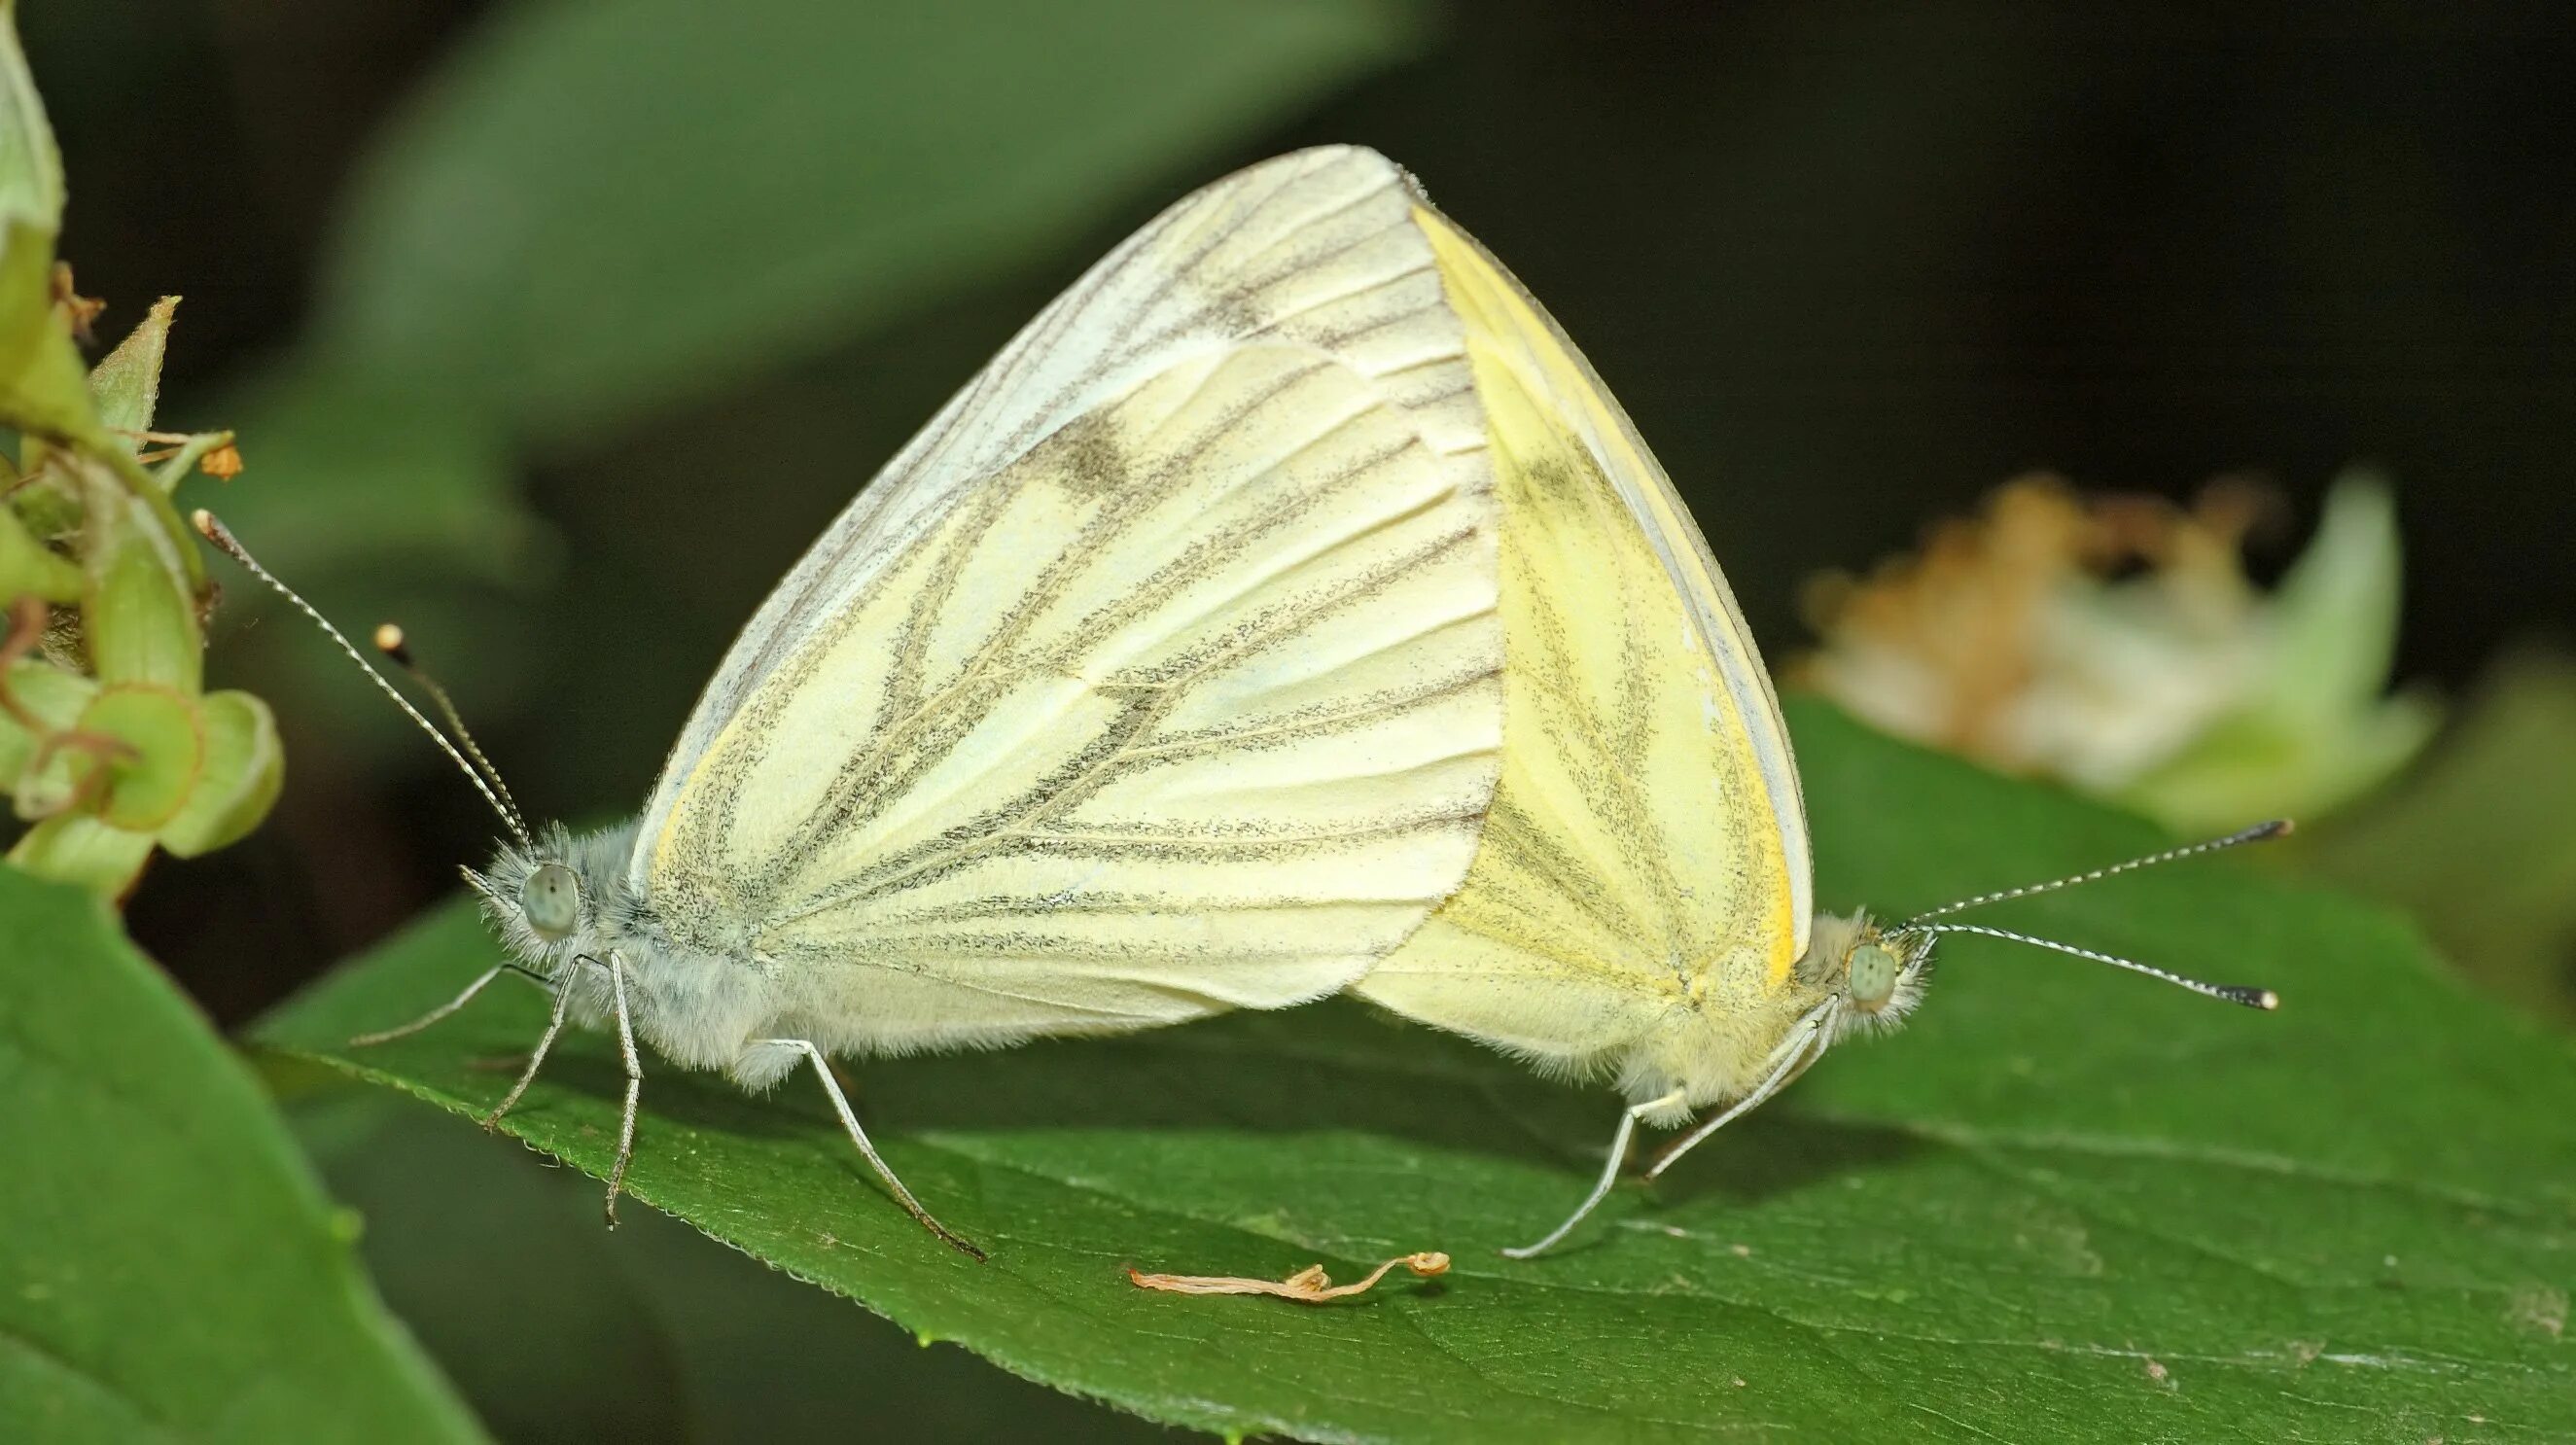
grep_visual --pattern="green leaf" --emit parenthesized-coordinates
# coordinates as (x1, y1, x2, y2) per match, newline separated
(2301, 647, 2576, 1026)
(0, 499, 78, 601)
(0, 867, 487, 1443)
(194, 369, 534, 583)
(308, 0, 1427, 441)
(288, 1089, 1172, 1442)
(0, 0, 62, 233)
(0, 216, 95, 447)
(0, 4, 95, 449)
(253, 703, 2576, 1441)
(86, 295, 177, 446)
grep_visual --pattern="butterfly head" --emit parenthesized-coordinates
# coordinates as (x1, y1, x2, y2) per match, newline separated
(464, 820, 648, 979)
(519, 860, 582, 941)
(1798, 911, 1934, 1042)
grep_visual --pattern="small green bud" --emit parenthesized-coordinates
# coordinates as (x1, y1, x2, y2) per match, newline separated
(0, 654, 93, 796)
(7, 812, 155, 900)
(159, 689, 282, 858)
(88, 296, 178, 445)
(82, 468, 202, 692)
(72, 682, 202, 832)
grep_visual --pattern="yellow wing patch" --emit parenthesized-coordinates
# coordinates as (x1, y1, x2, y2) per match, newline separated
(1352, 205, 1807, 1105)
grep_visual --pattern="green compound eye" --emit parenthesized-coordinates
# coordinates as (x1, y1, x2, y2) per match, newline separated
(520, 862, 582, 941)
(1849, 942, 1900, 1010)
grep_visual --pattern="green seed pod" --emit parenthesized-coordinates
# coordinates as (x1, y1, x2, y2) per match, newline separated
(6, 811, 155, 900)
(70, 681, 203, 832)
(0, 654, 93, 805)
(81, 466, 202, 692)
(159, 688, 282, 858)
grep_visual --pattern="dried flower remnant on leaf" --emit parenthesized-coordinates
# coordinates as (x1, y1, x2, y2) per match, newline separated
(1128, 1251, 1451, 1303)
(1796, 472, 2436, 833)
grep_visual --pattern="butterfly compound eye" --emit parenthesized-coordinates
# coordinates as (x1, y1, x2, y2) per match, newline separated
(1848, 942, 1900, 1011)
(520, 862, 582, 941)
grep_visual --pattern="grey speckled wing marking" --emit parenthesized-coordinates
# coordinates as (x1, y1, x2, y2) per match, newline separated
(629, 149, 1500, 1050)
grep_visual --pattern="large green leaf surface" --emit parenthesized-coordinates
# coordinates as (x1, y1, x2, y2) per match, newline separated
(0, 870, 485, 1445)
(282, 1087, 1169, 1443)
(254, 703, 2576, 1442)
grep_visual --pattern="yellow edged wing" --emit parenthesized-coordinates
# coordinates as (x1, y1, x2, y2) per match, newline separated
(1353, 201, 1814, 1115)
(635, 150, 1503, 1055)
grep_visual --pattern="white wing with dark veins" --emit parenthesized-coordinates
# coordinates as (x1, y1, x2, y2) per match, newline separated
(629, 148, 1502, 1052)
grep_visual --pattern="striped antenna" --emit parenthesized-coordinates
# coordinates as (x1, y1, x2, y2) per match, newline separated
(1906, 820, 2292, 925)
(193, 510, 533, 849)
(372, 623, 529, 842)
(1912, 922, 2277, 1010)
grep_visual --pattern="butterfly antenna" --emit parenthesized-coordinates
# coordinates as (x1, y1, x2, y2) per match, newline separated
(1912, 922, 2276, 1010)
(192, 510, 534, 849)
(1905, 819, 2292, 925)
(372, 622, 530, 841)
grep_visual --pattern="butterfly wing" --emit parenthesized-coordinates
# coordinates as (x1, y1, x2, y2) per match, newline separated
(635, 148, 1501, 1050)
(1351, 201, 1812, 1079)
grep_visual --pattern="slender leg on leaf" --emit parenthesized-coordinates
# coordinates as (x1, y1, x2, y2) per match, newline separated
(1502, 1090, 1688, 1261)
(1641, 1004, 1835, 1184)
(754, 1038, 985, 1261)
(350, 965, 508, 1046)
(603, 953, 645, 1227)
(486, 968, 575, 1130)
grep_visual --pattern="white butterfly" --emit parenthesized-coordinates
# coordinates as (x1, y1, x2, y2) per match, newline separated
(209, 145, 2280, 1265)
(206, 148, 1507, 1254)
(1345, 194, 2282, 1258)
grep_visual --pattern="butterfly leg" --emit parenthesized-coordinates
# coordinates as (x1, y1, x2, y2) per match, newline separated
(602, 953, 645, 1227)
(1641, 1000, 1838, 1182)
(484, 963, 577, 1130)
(349, 961, 550, 1047)
(751, 1038, 987, 1261)
(1502, 1089, 1688, 1260)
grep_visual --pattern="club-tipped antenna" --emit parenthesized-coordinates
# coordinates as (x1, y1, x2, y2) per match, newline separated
(1912, 921, 2276, 1009)
(372, 622, 529, 841)
(192, 510, 533, 849)
(1906, 819, 2292, 925)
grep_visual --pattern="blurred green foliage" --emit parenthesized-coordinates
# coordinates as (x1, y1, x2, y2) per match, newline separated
(260, 705, 2576, 1441)
(289, 1088, 1171, 1443)
(0, 868, 482, 1443)
(2, 0, 279, 899)
(2302, 649, 2576, 1026)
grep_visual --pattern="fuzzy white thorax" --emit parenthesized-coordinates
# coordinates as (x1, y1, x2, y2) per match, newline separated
(468, 820, 804, 1088)
(1608, 908, 1933, 1124)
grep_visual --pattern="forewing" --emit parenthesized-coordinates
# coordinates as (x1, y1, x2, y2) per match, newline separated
(634, 147, 1484, 874)
(1353, 203, 1809, 1071)
(640, 150, 1500, 1048)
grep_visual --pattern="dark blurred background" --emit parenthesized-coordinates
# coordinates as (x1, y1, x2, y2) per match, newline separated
(23, 0, 2573, 1436)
